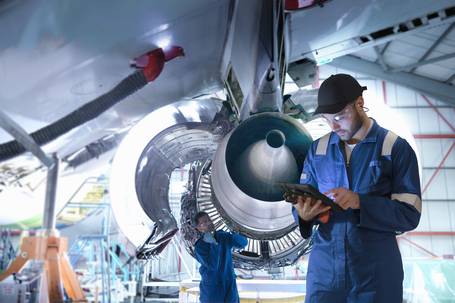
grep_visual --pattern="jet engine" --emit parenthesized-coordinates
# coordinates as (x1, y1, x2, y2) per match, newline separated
(109, 98, 314, 269)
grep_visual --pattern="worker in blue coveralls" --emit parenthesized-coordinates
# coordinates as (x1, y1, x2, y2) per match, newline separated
(287, 74, 421, 303)
(193, 211, 248, 303)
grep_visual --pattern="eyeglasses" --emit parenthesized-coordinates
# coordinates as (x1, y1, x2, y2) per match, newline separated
(321, 103, 355, 124)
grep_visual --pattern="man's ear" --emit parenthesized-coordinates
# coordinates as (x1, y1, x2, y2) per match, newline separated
(356, 96, 364, 109)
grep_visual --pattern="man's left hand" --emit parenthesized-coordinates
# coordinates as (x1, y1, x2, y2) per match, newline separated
(203, 232, 218, 244)
(326, 188, 360, 210)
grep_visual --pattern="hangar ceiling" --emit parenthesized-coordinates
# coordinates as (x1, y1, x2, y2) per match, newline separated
(289, 3, 455, 106)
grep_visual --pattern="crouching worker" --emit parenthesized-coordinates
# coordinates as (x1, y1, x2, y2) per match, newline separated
(193, 211, 248, 303)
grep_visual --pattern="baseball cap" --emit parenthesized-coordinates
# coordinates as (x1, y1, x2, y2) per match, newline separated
(314, 74, 367, 115)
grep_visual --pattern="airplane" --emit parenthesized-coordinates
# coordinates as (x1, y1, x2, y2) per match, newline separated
(1, 0, 454, 272)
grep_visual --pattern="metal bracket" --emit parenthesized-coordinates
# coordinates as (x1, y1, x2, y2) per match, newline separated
(0, 110, 59, 230)
(0, 110, 54, 167)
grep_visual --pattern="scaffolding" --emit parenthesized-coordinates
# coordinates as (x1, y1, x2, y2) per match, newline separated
(60, 176, 139, 303)
(0, 229, 16, 272)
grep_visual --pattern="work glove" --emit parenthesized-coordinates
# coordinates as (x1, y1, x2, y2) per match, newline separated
(318, 210, 330, 224)
(202, 232, 218, 244)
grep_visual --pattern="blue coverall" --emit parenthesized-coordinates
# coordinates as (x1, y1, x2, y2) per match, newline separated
(293, 120, 421, 303)
(194, 230, 248, 303)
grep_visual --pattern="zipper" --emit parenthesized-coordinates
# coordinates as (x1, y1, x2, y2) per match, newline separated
(339, 141, 352, 188)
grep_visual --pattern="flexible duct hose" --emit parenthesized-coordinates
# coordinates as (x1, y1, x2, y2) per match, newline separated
(0, 46, 184, 161)
(0, 71, 148, 161)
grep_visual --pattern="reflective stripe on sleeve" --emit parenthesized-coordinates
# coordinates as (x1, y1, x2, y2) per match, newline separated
(316, 133, 330, 155)
(391, 193, 422, 213)
(382, 131, 398, 156)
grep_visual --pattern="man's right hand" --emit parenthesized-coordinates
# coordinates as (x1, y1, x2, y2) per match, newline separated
(292, 195, 331, 222)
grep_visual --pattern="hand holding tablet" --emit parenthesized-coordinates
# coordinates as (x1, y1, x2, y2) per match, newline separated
(278, 183, 343, 212)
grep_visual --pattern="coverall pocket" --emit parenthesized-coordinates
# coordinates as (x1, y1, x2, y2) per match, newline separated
(358, 159, 391, 195)
(368, 159, 391, 184)
(307, 246, 335, 288)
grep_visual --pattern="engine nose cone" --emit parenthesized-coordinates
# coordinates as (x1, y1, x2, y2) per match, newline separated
(235, 129, 299, 201)
(266, 129, 285, 148)
(211, 113, 313, 239)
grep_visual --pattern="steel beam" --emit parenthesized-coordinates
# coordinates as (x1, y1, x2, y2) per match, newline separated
(382, 81, 387, 105)
(409, 23, 455, 73)
(398, 237, 439, 258)
(42, 154, 59, 231)
(380, 42, 391, 55)
(0, 110, 60, 232)
(0, 110, 53, 167)
(374, 46, 388, 71)
(421, 142, 455, 194)
(420, 94, 455, 132)
(391, 105, 455, 109)
(446, 73, 455, 83)
(414, 134, 455, 139)
(329, 55, 455, 107)
(295, 14, 455, 63)
(423, 166, 455, 170)
(406, 231, 455, 236)
(390, 52, 455, 73)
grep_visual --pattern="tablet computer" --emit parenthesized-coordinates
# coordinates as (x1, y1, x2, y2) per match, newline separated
(277, 183, 343, 212)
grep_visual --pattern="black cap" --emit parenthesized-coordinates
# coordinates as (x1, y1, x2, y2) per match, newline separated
(314, 74, 367, 115)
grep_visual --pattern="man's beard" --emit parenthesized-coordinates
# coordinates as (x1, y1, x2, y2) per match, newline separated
(343, 113, 363, 142)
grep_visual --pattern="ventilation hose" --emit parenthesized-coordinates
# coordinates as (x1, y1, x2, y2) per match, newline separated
(0, 71, 148, 161)
(0, 46, 184, 161)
